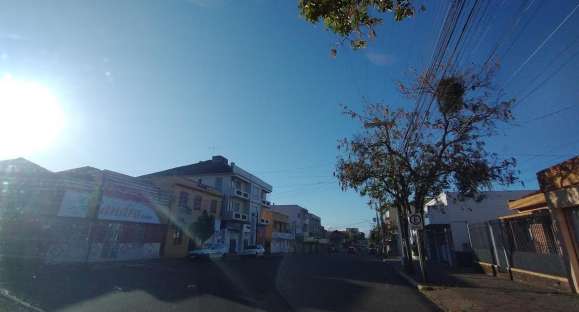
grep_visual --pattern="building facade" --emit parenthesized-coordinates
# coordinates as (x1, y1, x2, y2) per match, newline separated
(0, 158, 168, 264)
(537, 156, 579, 293)
(307, 213, 322, 238)
(271, 204, 326, 253)
(269, 210, 293, 253)
(144, 176, 223, 258)
(271, 204, 309, 240)
(423, 190, 535, 266)
(141, 156, 272, 254)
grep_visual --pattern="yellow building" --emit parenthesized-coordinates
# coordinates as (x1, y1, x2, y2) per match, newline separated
(257, 208, 292, 253)
(145, 176, 223, 258)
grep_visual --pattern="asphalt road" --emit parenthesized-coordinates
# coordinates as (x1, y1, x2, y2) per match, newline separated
(2, 254, 439, 312)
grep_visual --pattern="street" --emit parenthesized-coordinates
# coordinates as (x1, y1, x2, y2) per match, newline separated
(1, 254, 438, 312)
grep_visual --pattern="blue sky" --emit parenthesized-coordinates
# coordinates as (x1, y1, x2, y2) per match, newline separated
(0, 0, 578, 233)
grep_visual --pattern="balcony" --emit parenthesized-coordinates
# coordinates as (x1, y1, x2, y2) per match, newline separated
(272, 232, 294, 240)
(233, 188, 249, 200)
(258, 218, 270, 226)
(261, 199, 271, 207)
(224, 211, 249, 222)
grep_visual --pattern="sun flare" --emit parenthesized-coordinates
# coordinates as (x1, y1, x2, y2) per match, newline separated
(0, 75, 64, 158)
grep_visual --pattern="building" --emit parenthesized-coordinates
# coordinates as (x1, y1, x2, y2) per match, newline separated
(424, 190, 535, 266)
(383, 208, 401, 256)
(269, 210, 293, 253)
(271, 204, 310, 240)
(256, 207, 272, 248)
(307, 213, 322, 238)
(271, 204, 327, 253)
(345, 228, 360, 237)
(537, 156, 579, 293)
(0, 158, 168, 264)
(143, 175, 223, 258)
(141, 156, 272, 254)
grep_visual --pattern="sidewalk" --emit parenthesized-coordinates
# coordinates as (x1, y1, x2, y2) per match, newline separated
(395, 261, 579, 312)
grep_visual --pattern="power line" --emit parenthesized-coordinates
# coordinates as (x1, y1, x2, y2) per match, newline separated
(506, 2, 579, 84)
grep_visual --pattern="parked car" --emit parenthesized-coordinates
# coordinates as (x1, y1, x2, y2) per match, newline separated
(347, 246, 357, 255)
(189, 244, 227, 260)
(240, 245, 265, 257)
(368, 247, 377, 255)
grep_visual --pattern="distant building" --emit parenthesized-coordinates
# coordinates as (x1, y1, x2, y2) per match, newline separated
(345, 228, 359, 238)
(307, 213, 322, 238)
(269, 210, 293, 253)
(271, 204, 326, 253)
(271, 204, 310, 240)
(141, 155, 272, 254)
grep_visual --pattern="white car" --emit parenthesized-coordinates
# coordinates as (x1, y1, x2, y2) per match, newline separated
(188, 244, 227, 260)
(240, 245, 265, 257)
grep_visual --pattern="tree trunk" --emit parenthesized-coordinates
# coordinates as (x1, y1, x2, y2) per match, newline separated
(397, 206, 413, 273)
(415, 197, 428, 282)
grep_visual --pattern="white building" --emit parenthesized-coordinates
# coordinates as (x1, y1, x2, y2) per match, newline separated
(271, 204, 310, 239)
(423, 190, 535, 265)
(141, 156, 272, 254)
(307, 213, 322, 238)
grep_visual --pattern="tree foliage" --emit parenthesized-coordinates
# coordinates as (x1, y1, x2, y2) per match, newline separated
(191, 210, 215, 244)
(298, 0, 422, 54)
(336, 65, 518, 215)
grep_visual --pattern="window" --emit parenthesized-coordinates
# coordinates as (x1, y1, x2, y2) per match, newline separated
(178, 191, 190, 214)
(173, 226, 183, 245)
(215, 177, 223, 191)
(193, 195, 202, 210)
(210, 199, 218, 213)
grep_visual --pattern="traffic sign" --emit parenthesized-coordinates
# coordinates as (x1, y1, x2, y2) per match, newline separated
(408, 213, 423, 230)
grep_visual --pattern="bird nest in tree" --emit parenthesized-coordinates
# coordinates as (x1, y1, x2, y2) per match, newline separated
(435, 77, 465, 114)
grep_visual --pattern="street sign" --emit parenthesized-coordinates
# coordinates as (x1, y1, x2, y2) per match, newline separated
(408, 213, 423, 230)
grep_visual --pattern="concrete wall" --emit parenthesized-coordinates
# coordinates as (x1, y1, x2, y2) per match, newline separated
(425, 191, 535, 252)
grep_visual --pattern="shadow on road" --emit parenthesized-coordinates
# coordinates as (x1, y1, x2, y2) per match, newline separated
(0, 254, 437, 312)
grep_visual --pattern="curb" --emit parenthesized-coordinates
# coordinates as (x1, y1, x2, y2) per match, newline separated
(396, 270, 434, 291)
(0, 289, 44, 312)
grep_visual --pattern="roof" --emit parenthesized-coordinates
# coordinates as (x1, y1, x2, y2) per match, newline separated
(141, 155, 272, 191)
(507, 191, 547, 212)
(499, 207, 550, 220)
(140, 155, 233, 178)
(144, 175, 222, 197)
(538, 156, 579, 192)
(56, 166, 101, 181)
(0, 158, 52, 175)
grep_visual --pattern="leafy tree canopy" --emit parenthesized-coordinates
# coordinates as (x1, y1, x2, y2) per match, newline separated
(298, 0, 422, 54)
(336, 65, 518, 214)
(191, 210, 215, 244)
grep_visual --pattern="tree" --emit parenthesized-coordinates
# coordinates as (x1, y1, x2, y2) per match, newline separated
(298, 0, 422, 55)
(191, 210, 215, 244)
(335, 65, 518, 278)
(369, 225, 381, 246)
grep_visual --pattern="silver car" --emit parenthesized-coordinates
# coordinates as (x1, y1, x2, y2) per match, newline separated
(188, 244, 227, 260)
(240, 245, 265, 257)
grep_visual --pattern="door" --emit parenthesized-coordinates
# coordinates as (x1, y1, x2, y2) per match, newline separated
(229, 239, 236, 253)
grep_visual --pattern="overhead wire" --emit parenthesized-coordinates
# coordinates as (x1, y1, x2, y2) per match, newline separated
(506, 2, 579, 84)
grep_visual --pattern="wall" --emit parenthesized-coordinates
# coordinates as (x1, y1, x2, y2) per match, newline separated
(147, 177, 223, 258)
(426, 191, 535, 252)
(271, 205, 309, 238)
